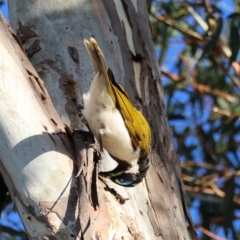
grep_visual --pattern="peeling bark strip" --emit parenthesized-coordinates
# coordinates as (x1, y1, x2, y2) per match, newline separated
(7, 0, 196, 239)
(17, 21, 42, 58)
(17, 21, 38, 42)
(26, 39, 42, 57)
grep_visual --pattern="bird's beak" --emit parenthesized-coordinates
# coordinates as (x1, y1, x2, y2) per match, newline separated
(99, 163, 129, 178)
(98, 171, 112, 178)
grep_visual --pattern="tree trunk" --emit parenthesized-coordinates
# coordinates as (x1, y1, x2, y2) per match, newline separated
(0, 14, 78, 239)
(0, 0, 195, 239)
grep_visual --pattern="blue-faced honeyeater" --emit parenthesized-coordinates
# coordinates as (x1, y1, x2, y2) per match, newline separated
(82, 38, 151, 187)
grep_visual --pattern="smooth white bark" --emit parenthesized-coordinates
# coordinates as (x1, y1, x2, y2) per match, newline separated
(0, 16, 77, 239)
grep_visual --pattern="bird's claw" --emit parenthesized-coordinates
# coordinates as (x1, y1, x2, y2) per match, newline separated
(88, 143, 103, 159)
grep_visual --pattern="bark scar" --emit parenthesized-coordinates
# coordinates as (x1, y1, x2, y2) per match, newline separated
(68, 46, 79, 64)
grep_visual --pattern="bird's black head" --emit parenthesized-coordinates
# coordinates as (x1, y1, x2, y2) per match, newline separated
(99, 154, 149, 187)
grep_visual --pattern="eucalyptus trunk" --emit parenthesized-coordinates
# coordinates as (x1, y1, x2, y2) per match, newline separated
(0, 0, 194, 239)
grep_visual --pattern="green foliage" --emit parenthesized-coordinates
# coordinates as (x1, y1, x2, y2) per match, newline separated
(149, 0, 240, 239)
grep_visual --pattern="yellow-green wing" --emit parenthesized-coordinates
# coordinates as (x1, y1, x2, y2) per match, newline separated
(107, 69, 151, 156)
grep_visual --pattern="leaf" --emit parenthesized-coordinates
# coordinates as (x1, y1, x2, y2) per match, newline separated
(221, 117, 238, 134)
(0, 1, 5, 7)
(227, 12, 240, 20)
(223, 176, 235, 231)
(168, 113, 186, 120)
(190, 42, 197, 56)
(216, 98, 230, 110)
(158, 25, 169, 66)
(200, 17, 223, 59)
(0, 225, 26, 238)
(146, 0, 153, 13)
(229, 22, 240, 65)
(215, 135, 228, 154)
(231, 99, 240, 115)
(161, 2, 176, 16)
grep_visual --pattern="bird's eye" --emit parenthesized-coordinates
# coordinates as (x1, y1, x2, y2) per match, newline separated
(114, 175, 133, 186)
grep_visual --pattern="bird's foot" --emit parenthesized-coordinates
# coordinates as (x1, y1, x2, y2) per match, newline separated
(88, 143, 103, 160)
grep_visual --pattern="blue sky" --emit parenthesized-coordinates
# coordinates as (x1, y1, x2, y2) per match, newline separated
(0, 1, 8, 19)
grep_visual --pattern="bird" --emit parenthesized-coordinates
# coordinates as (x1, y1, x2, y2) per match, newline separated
(82, 38, 151, 187)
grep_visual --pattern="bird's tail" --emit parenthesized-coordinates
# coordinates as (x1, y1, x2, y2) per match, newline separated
(84, 38, 117, 106)
(84, 38, 108, 78)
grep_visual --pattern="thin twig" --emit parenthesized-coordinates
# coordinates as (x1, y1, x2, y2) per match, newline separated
(151, 13, 203, 41)
(198, 226, 226, 240)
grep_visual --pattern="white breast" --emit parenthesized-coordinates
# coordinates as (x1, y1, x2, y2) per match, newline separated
(82, 73, 140, 164)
